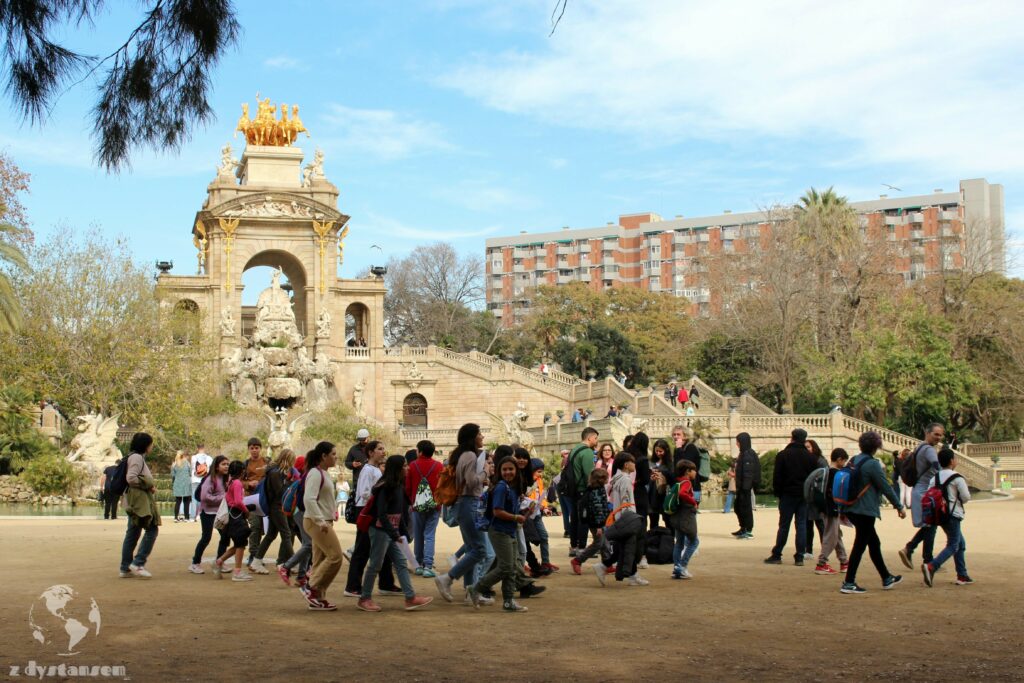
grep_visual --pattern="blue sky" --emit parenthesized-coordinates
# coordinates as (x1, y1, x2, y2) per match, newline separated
(3, 0, 1023, 301)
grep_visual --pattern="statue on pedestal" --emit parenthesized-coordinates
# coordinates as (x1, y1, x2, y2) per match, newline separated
(302, 149, 325, 187)
(352, 379, 366, 416)
(217, 144, 239, 177)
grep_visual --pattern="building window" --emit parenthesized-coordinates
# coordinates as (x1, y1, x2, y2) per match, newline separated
(491, 258, 502, 271)
(650, 243, 661, 257)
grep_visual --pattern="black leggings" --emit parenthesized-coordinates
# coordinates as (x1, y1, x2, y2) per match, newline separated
(174, 496, 191, 519)
(844, 513, 892, 585)
(805, 517, 824, 553)
(192, 511, 229, 565)
(103, 492, 119, 519)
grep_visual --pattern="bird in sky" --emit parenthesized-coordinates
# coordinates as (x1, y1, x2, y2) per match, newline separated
(370, 244, 383, 254)
(882, 183, 902, 192)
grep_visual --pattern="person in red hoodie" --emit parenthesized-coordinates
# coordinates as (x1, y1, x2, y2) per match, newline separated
(405, 440, 443, 578)
(667, 459, 699, 580)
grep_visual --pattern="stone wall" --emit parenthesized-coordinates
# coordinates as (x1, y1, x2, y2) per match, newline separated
(0, 475, 96, 506)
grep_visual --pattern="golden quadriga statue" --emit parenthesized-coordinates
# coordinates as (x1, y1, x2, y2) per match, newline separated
(236, 98, 309, 146)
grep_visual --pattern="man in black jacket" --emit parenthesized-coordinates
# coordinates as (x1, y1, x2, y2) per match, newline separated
(672, 425, 706, 502)
(764, 428, 818, 566)
(344, 428, 370, 491)
(733, 432, 760, 539)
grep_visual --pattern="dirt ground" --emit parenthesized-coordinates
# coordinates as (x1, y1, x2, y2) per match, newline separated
(1, 497, 1022, 682)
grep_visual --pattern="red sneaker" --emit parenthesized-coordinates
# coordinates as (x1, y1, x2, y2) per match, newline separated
(357, 598, 382, 612)
(277, 565, 292, 586)
(814, 564, 838, 575)
(840, 563, 849, 573)
(606, 564, 617, 575)
(570, 558, 582, 575)
(404, 596, 433, 611)
(541, 562, 560, 573)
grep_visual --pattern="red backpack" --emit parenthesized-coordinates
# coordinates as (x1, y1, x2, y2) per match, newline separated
(355, 494, 376, 533)
(920, 473, 962, 527)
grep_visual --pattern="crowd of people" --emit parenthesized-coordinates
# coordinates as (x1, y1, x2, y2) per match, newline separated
(112, 420, 975, 612)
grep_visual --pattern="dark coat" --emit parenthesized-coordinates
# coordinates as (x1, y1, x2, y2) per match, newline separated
(773, 442, 818, 498)
(673, 442, 703, 492)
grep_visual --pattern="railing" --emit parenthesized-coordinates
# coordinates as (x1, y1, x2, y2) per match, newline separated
(961, 441, 1023, 459)
(345, 347, 370, 359)
(746, 414, 831, 431)
(739, 393, 776, 416)
(688, 376, 728, 411)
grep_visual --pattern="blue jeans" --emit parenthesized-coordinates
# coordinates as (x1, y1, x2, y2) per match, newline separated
(694, 490, 702, 503)
(558, 494, 574, 535)
(121, 515, 159, 571)
(931, 517, 966, 576)
(449, 495, 486, 587)
(770, 494, 807, 559)
(906, 525, 937, 563)
(723, 491, 735, 514)
(283, 508, 312, 575)
(362, 527, 415, 599)
(672, 530, 699, 568)
(412, 508, 440, 568)
(534, 514, 550, 564)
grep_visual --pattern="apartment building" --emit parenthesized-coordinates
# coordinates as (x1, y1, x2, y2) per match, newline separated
(485, 178, 1005, 325)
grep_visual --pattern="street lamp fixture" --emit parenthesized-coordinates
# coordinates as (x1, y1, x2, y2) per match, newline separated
(370, 265, 388, 278)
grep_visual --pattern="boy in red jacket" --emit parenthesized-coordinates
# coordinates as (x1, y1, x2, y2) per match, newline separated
(669, 460, 699, 579)
(404, 440, 443, 578)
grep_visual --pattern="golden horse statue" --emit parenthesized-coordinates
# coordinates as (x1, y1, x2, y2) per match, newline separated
(234, 97, 310, 146)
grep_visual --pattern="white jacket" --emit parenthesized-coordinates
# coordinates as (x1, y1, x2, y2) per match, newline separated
(936, 469, 971, 519)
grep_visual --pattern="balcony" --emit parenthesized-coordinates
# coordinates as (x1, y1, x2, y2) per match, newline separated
(910, 230, 923, 240)
(557, 274, 576, 284)
(910, 212, 924, 223)
(513, 248, 529, 258)
(884, 214, 903, 226)
(579, 243, 592, 253)
(513, 264, 525, 273)
(602, 256, 616, 266)
(673, 232, 693, 244)
(579, 272, 592, 282)
(557, 245, 573, 255)
(940, 210, 957, 221)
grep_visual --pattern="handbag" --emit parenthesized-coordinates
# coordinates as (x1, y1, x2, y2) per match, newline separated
(355, 494, 376, 533)
(213, 498, 230, 530)
(344, 496, 357, 524)
(442, 504, 458, 528)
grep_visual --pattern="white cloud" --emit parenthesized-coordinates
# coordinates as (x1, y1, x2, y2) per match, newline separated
(318, 104, 455, 161)
(439, 0, 1024, 176)
(263, 55, 305, 71)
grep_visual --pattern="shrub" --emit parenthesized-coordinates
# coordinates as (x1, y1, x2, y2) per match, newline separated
(710, 452, 733, 476)
(755, 449, 778, 495)
(22, 454, 88, 496)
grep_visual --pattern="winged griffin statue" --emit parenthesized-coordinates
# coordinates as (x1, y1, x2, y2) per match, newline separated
(66, 413, 122, 464)
(263, 407, 311, 456)
(486, 404, 534, 452)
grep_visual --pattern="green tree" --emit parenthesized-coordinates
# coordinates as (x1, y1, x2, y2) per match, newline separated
(0, 221, 28, 332)
(0, 0, 240, 170)
(552, 322, 642, 383)
(0, 384, 58, 472)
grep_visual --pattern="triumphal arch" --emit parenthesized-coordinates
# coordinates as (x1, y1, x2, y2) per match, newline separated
(156, 99, 618, 446)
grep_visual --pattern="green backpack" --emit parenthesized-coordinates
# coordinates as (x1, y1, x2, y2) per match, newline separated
(663, 482, 681, 515)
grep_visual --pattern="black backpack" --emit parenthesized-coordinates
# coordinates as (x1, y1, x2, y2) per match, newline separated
(556, 448, 581, 498)
(106, 457, 131, 498)
(194, 475, 208, 502)
(644, 528, 675, 564)
(900, 445, 925, 487)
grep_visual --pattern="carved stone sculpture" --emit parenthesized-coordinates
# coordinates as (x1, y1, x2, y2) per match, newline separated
(486, 405, 534, 452)
(316, 308, 331, 338)
(352, 379, 366, 416)
(217, 144, 239, 177)
(220, 307, 235, 336)
(66, 413, 122, 465)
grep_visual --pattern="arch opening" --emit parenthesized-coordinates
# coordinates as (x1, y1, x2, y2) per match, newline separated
(345, 302, 370, 347)
(403, 393, 428, 429)
(240, 250, 309, 340)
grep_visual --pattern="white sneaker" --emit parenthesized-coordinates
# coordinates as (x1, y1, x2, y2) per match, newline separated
(188, 563, 205, 575)
(434, 574, 454, 602)
(679, 567, 693, 579)
(627, 574, 649, 586)
(129, 565, 152, 579)
(639, 557, 649, 569)
(232, 572, 254, 582)
(448, 554, 459, 570)
(249, 560, 270, 575)
(118, 571, 132, 578)
(343, 547, 354, 562)
(477, 594, 495, 606)
(593, 563, 607, 587)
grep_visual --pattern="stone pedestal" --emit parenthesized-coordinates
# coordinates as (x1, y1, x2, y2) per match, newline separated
(238, 145, 304, 187)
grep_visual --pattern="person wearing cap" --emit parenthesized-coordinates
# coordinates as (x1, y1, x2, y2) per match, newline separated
(764, 428, 819, 566)
(346, 429, 371, 491)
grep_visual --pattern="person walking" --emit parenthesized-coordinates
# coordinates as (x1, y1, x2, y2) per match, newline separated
(189, 445, 212, 522)
(251, 448, 296, 573)
(628, 432, 653, 570)
(764, 428, 817, 566)
(811, 448, 849, 575)
(214, 460, 255, 583)
(667, 458, 700, 580)
(190, 455, 230, 575)
(345, 428, 371, 492)
(804, 439, 828, 558)
(344, 440, 400, 597)
(921, 448, 973, 587)
(569, 427, 600, 556)
(241, 438, 268, 571)
(434, 424, 488, 603)
(301, 441, 343, 610)
(570, 468, 612, 574)
(467, 454, 530, 612)
(405, 439, 443, 579)
(171, 450, 192, 522)
(733, 432, 760, 539)
(119, 433, 160, 579)
(357, 455, 433, 612)
(840, 431, 907, 594)
(100, 460, 121, 520)
(278, 453, 314, 588)
(593, 453, 647, 586)
(899, 423, 945, 571)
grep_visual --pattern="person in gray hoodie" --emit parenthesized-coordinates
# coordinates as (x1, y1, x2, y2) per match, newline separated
(592, 453, 649, 587)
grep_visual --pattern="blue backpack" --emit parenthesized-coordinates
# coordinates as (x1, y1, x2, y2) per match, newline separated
(281, 478, 302, 517)
(832, 455, 870, 510)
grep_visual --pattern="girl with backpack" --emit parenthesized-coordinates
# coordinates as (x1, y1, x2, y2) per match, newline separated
(434, 424, 488, 603)
(252, 448, 296, 574)
(840, 432, 907, 595)
(648, 439, 673, 530)
(570, 467, 612, 574)
(467, 455, 529, 612)
(804, 440, 828, 558)
(665, 458, 699, 579)
(357, 455, 433, 613)
(214, 460, 255, 582)
(279, 453, 314, 588)
(190, 455, 229, 575)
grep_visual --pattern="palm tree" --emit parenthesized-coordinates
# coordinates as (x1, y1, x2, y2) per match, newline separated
(794, 186, 857, 251)
(0, 223, 28, 333)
